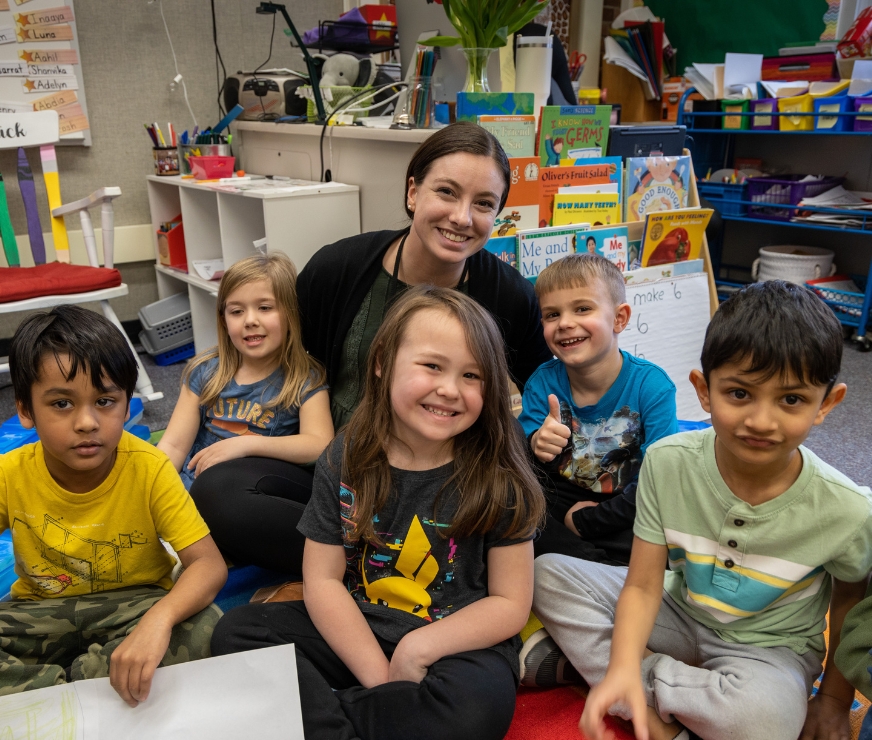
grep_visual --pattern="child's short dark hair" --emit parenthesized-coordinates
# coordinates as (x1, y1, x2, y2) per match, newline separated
(534, 253, 627, 307)
(11, 305, 138, 416)
(701, 281, 842, 392)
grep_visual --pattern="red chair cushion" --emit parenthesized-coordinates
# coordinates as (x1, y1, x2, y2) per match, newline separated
(0, 262, 122, 304)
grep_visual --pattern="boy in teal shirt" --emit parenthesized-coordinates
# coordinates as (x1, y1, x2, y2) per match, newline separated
(535, 281, 872, 740)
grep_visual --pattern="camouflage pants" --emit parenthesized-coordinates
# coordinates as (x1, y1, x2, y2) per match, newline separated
(0, 585, 222, 695)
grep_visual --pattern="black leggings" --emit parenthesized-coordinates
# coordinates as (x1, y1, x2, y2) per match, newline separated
(211, 600, 518, 740)
(189, 457, 313, 575)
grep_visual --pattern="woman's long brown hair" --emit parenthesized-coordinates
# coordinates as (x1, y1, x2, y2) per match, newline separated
(341, 286, 545, 544)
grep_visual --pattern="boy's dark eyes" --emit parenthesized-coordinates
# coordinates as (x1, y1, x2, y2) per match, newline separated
(728, 389, 748, 400)
(783, 394, 803, 406)
(52, 399, 72, 410)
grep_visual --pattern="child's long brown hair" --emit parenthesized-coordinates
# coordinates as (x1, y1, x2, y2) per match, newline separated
(184, 252, 325, 409)
(342, 286, 545, 544)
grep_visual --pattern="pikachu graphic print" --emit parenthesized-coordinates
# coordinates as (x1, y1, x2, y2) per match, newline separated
(339, 482, 458, 621)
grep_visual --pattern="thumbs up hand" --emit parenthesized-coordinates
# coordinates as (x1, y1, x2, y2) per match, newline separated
(531, 394, 571, 463)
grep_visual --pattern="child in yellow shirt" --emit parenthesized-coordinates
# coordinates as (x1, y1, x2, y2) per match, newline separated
(0, 305, 227, 705)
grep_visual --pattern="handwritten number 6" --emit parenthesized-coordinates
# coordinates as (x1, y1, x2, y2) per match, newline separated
(637, 315, 648, 334)
(673, 283, 681, 299)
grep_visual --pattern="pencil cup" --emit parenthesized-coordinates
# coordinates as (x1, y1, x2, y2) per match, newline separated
(178, 143, 231, 175)
(153, 147, 179, 176)
(515, 36, 553, 116)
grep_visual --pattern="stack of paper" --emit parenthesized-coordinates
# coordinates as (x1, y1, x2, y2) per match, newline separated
(684, 63, 724, 100)
(794, 185, 872, 228)
(760, 80, 809, 98)
(723, 53, 763, 100)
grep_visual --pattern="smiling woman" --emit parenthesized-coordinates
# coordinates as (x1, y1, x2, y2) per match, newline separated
(297, 121, 552, 430)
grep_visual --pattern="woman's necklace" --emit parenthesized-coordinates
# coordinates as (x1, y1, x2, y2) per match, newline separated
(387, 233, 470, 306)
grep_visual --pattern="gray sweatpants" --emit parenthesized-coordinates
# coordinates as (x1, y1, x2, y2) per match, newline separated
(533, 555, 824, 740)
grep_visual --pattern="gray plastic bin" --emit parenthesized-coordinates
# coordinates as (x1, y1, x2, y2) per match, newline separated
(138, 292, 193, 352)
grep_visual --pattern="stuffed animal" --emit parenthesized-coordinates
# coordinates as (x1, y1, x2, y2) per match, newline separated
(314, 52, 377, 88)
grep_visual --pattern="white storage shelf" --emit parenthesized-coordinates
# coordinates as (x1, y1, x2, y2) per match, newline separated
(146, 176, 361, 353)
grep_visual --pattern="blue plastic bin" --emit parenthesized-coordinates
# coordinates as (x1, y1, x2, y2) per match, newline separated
(697, 181, 748, 216)
(814, 95, 852, 132)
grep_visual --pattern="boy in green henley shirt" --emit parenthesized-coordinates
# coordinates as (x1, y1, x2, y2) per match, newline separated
(534, 281, 872, 740)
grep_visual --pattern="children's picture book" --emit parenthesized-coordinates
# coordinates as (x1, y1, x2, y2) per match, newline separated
(517, 224, 587, 282)
(538, 105, 612, 167)
(456, 92, 534, 122)
(625, 155, 691, 222)
(552, 193, 621, 228)
(640, 208, 713, 267)
(538, 157, 621, 228)
(482, 235, 517, 268)
(579, 225, 629, 271)
(493, 157, 539, 237)
(477, 115, 536, 157)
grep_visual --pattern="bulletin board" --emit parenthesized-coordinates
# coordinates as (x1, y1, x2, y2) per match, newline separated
(0, 0, 89, 146)
(644, 0, 828, 73)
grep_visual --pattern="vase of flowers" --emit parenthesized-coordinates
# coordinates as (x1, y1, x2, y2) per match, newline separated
(424, 0, 548, 94)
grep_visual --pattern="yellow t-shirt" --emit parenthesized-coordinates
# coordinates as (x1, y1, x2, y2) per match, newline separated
(0, 431, 210, 600)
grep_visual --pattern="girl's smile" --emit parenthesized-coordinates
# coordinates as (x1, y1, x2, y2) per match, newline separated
(223, 278, 287, 377)
(383, 308, 484, 468)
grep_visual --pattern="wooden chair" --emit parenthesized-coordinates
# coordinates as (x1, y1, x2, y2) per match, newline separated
(0, 111, 162, 401)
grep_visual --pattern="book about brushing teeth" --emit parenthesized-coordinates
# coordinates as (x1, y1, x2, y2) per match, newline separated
(579, 226, 629, 271)
(537, 105, 612, 167)
(640, 208, 713, 267)
(492, 157, 540, 238)
(625, 155, 691, 222)
(477, 115, 536, 157)
(552, 193, 621, 228)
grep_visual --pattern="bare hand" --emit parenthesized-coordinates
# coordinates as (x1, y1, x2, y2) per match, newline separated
(564, 500, 598, 535)
(799, 692, 852, 740)
(388, 633, 430, 684)
(109, 613, 172, 707)
(532, 395, 571, 463)
(580, 667, 650, 740)
(188, 436, 251, 478)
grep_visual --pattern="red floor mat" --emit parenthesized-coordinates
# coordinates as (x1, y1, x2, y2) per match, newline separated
(506, 686, 635, 740)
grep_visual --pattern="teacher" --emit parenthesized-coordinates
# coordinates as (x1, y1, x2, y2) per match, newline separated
(298, 121, 552, 429)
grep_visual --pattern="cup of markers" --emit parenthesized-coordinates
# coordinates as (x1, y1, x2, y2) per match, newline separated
(145, 123, 180, 176)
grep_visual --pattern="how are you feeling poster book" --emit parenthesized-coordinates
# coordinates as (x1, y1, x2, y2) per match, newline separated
(517, 224, 588, 282)
(641, 208, 713, 267)
(492, 156, 539, 237)
(538, 105, 612, 167)
(477, 115, 536, 157)
(539, 156, 622, 228)
(625, 155, 691, 222)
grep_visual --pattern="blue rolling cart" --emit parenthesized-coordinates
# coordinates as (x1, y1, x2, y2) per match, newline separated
(677, 88, 872, 351)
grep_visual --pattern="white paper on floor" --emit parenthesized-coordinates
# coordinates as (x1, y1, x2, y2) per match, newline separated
(0, 643, 303, 740)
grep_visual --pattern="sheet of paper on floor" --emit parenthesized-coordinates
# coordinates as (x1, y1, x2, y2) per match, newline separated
(0, 643, 303, 740)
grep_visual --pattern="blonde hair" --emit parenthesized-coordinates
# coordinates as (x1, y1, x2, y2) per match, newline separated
(534, 253, 626, 306)
(184, 252, 325, 410)
(342, 286, 545, 545)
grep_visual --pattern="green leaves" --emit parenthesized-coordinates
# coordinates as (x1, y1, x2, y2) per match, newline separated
(425, 0, 548, 50)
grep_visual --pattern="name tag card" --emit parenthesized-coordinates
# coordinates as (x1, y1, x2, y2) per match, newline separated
(22, 76, 78, 93)
(32, 89, 76, 110)
(15, 5, 74, 26)
(0, 111, 59, 148)
(16, 23, 73, 42)
(19, 48, 78, 64)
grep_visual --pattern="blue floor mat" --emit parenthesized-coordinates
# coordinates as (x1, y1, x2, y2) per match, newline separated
(214, 564, 292, 613)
